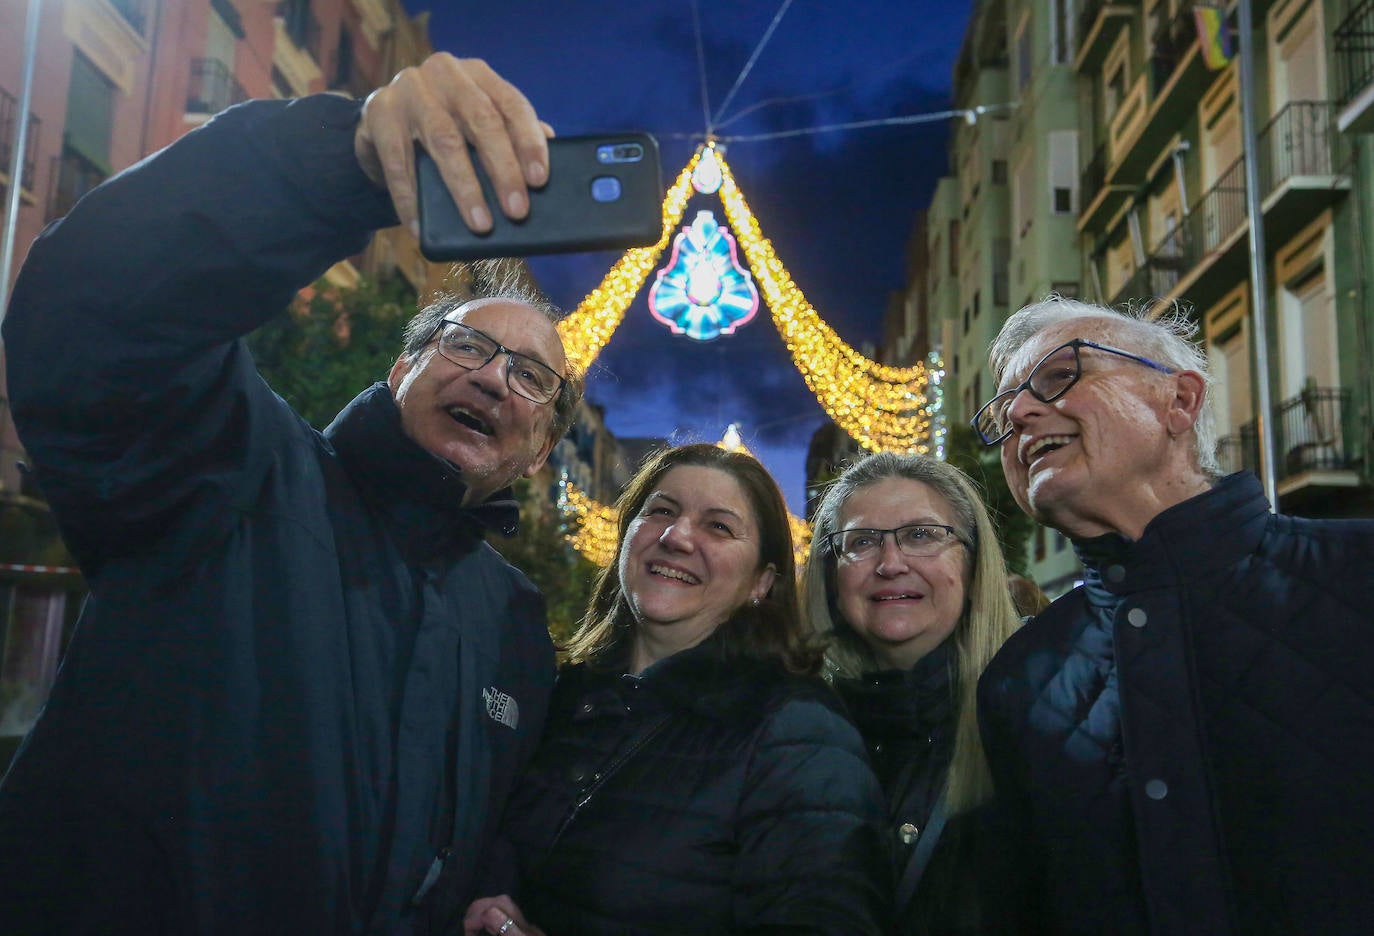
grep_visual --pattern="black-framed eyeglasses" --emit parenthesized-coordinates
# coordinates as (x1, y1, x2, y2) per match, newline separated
(429, 319, 565, 405)
(969, 338, 1174, 446)
(827, 524, 967, 564)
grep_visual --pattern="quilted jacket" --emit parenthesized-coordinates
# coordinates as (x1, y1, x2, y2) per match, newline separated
(0, 95, 556, 934)
(499, 636, 893, 934)
(835, 641, 1007, 935)
(977, 472, 1374, 934)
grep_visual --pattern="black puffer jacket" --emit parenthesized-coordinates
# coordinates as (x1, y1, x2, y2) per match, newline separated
(500, 637, 892, 934)
(0, 96, 555, 934)
(977, 473, 1374, 934)
(836, 641, 1001, 935)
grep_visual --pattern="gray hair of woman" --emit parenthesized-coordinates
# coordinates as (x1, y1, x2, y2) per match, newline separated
(802, 451, 1020, 814)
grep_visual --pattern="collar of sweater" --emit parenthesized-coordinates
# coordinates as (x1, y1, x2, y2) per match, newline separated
(324, 382, 520, 559)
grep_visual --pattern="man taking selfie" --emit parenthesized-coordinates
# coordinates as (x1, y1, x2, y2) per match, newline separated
(0, 55, 580, 934)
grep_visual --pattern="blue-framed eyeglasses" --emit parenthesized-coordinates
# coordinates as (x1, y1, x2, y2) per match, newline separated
(970, 338, 1174, 446)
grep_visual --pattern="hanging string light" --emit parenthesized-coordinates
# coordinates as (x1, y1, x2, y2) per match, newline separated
(554, 144, 936, 454)
(557, 431, 814, 568)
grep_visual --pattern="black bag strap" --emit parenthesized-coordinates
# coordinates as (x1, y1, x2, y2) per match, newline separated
(895, 790, 949, 912)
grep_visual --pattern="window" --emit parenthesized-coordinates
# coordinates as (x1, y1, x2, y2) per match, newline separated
(1051, 0, 1074, 64)
(1014, 154, 1035, 239)
(1017, 14, 1033, 93)
(948, 220, 960, 274)
(51, 54, 114, 219)
(992, 159, 1008, 184)
(973, 290, 981, 319)
(993, 239, 1011, 306)
(1049, 130, 1079, 215)
(963, 306, 970, 334)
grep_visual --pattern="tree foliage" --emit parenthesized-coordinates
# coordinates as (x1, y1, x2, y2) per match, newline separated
(248, 274, 417, 429)
(490, 478, 602, 645)
(943, 424, 1034, 575)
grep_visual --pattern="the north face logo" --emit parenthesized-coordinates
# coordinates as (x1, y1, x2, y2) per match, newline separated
(483, 687, 519, 730)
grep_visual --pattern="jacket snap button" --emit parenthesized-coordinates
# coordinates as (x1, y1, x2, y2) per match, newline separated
(873, 742, 884, 754)
(579, 701, 595, 715)
(1106, 564, 1126, 583)
(1145, 778, 1168, 800)
(1127, 608, 1147, 628)
(899, 822, 919, 845)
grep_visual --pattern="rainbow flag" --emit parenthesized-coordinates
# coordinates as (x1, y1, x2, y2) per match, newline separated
(1194, 6, 1233, 70)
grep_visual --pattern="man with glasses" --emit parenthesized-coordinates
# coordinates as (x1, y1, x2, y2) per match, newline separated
(0, 55, 582, 933)
(970, 297, 1374, 934)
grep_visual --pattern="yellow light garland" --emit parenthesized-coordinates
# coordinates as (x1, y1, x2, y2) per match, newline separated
(553, 145, 934, 454)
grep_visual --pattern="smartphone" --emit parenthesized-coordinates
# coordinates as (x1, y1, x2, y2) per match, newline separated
(415, 133, 663, 261)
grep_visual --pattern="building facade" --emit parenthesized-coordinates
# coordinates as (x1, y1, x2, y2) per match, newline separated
(918, 0, 1085, 594)
(1076, 0, 1373, 520)
(0, 0, 436, 756)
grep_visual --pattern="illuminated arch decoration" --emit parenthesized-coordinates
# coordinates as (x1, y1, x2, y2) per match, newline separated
(555, 142, 936, 454)
(557, 427, 814, 568)
(648, 210, 760, 341)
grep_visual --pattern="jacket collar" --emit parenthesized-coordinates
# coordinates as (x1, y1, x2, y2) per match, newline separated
(832, 638, 956, 744)
(1074, 471, 1271, 597)
(569, 633, 793, 721)
(324, 383, 520, 558)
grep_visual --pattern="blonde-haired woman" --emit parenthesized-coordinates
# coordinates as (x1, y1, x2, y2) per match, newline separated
(804, 452, 1020, 934)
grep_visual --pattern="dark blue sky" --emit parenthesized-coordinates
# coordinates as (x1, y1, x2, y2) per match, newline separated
(402, 1, 972, 510)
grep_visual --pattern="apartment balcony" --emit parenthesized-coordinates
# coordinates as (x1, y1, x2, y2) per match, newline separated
(1335, 0, 1374, 132)
(0, 88, 41, 194)
(1109, 102, 1348, 314)
(186, 59, 247, 119)
(1111, 1, 1212, 181)
(1078, 140, 1134, 232)
(1075, 0, 1134, 73)
(1215, 387, 1362, 504)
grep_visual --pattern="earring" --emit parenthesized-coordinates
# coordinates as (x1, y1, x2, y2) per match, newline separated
(751, 597, 761, 607)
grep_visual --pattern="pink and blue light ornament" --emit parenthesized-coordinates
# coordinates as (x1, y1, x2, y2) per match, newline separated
(648, 210, 759, 342)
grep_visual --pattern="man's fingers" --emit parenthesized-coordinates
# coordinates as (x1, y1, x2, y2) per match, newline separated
(355, 53, 548, 235)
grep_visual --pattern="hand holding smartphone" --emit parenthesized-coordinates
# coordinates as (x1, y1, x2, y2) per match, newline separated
(415, 134, 663, 261)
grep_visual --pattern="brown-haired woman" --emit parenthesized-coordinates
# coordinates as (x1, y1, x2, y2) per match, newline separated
(466, 443, 889, 935)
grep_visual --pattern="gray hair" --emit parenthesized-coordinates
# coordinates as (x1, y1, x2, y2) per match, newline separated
(400, 259, 583, 442)
(800, 451, 1021, 815)
(987, 297, 1219, 478)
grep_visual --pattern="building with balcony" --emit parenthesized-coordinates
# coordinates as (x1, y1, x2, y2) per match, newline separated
(1080, 0, 1374, 519)
(914, 0, 1086, 595)
(0, 0, 438, 763)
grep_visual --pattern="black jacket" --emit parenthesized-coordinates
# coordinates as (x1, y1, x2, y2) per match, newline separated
(0, 96, 555, 934)
(977, 472, 1374, 934)
(835, 641, 999, 935)
(499, 638, 892, 934)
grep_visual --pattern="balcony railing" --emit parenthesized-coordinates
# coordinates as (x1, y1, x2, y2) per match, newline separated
(187, 59, 247, 116)
(0, 88, 40, 185)
(1334, 0, 1374, 108)
(1258, 100, 1337, 186)
(1108, 103, 1339, 308)
(1214, 387, 1354, 482)
(46, 149, 107, 222)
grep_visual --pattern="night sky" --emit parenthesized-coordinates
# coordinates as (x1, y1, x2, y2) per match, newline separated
(401, 1, 973, 511)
